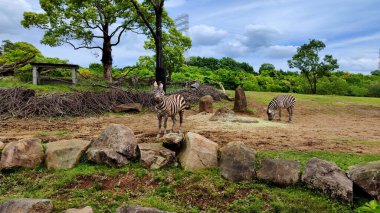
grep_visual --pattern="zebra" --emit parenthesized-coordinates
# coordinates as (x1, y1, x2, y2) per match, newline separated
(153, 81, 189, 137)
(266, 94, 296, 122)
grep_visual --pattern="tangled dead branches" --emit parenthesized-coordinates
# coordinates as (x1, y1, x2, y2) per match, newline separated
(0, 85, 228, 118)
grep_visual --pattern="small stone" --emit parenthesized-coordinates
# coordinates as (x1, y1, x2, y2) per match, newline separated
(63, 206, 93, 213)
(116, 205, 171, 213)
(199, 95, 214, 113)
(112, 103, 142, 113)
(162, 133, 184, 152)
(138, 143, 175, 169)
(0, 198, 53, 213)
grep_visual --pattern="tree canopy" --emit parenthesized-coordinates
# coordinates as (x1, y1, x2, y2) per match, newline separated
(288, 39, 339, 94)
(144, 27, 191, 80)
(22, 0, 138, 82)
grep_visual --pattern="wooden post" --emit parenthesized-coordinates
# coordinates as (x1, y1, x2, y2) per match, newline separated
(32, 66, 39, 85)
(72, 68, 78, 84)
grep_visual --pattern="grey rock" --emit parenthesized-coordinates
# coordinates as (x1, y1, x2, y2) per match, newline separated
(162, 133, 184, 152)
(87, 124, 137, 167)
(138, 143, 175, 169)
(0, 139, 43, 169)
(45, 139, 92, 170)
(116, 205, 171, 213)
(348, 160, 380, 201)
(199, 95, 213, 113)
(302, 157, 353, 203)
(0, 198, 53, 213)
(233, 87, 247, 112)
(62, 206, 93, 213)
(178, 132, 219, 172)
(190, 82, 200, 89)
(219, 141, 256, 181)
(112, 103, 142, 113)
(257, 158, 301, 186)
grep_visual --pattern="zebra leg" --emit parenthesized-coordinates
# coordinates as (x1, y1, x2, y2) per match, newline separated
(179, 110, 184, 133)
(279, 109, 282, 121)
(288, 107, 293, 122)
(157, 114, 163, 138)
(171, 115, 176, 133)
(163, 114, 169, 135)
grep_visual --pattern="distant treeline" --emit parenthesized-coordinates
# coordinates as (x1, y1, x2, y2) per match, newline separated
(169, 57, 379, 97)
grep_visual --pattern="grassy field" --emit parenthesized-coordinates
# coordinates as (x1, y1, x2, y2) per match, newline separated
(1, 85, 379, 212)
(0, 155, 372, 213)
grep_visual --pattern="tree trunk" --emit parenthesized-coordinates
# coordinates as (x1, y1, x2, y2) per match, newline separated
(101, 25, 113, 82)
(155, 5, 166, 91)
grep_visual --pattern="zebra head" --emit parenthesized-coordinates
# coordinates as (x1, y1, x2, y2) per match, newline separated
(267, 108, 275, 121)
(153, 81, 165, 102)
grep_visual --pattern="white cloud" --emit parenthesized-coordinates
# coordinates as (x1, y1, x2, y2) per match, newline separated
(189, 24, 227, 46)
(260, 45, 298, 59)
(338, 57, 378, 73)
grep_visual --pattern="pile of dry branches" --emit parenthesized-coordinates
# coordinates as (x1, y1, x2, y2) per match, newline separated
(0, 85, 228, 118)
(170, 85, 230, 103)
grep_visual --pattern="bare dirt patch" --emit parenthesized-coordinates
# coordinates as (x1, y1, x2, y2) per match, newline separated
(1, 100, 379, 154)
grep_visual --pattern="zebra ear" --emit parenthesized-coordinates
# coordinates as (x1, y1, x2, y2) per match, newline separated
(159, 83, 163, 90)
(153, 81, 158, 88)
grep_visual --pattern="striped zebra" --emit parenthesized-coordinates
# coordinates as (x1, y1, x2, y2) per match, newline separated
(267, 94, 296, 122)
(153, 81, 189, 137)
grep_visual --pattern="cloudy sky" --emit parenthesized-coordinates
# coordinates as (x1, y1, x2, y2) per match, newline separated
(1, 0, 380, 74)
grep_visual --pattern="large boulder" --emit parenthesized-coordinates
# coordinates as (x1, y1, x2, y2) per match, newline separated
(0, 198, 53, 213)
(348, 161, 380, 201)
(0, 139, 43, 169)
(86, 124, 137, 167)
(302, 157, 353, 203)
(162, 133, 184, 153)
(116, 205, 171, 213)
(63, 206, 93, 213)
(257, 158, 301, 186)
(219, 141, 256, 181)
(199, 95, 214, 113)
(138, 143, 175, 169)
(112, 103, 142, 113)
(233, 87, 247, 112)
(45, 139, 92, 170)
(178, 132, 219, 172)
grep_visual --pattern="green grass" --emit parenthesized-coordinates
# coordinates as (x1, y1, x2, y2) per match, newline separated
(257, 150, 380, 171)
(226, 90, 380, 107)
(0, 155, 374, 212)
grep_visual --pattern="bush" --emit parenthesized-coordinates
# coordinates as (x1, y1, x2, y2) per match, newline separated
(357, 200, 380, 213)
(367, 82, 380, 97)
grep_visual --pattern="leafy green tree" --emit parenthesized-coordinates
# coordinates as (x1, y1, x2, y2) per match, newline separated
(130, 0, 171, 90)
(259, 63, 275, 74)
(0, 41, 41, 75)
(371, 70, 380, 76)
(22, 0, 137, 82)
(144, 27, 191, 80)
(288, 39, 339, 94)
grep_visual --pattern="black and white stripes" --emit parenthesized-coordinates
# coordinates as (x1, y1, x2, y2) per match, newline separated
(267, 94, 296, 122)
(153, 82, 189, 137)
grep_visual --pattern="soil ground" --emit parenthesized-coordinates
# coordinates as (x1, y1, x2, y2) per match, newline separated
(1, 93, 379, 155)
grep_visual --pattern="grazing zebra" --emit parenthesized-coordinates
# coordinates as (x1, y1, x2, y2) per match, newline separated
(267, 94, 296, 122)
(153, 81, 189, 137)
